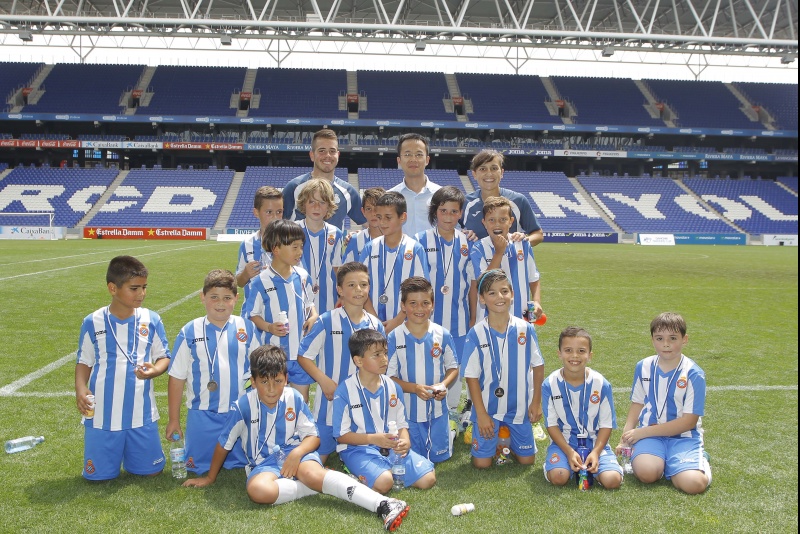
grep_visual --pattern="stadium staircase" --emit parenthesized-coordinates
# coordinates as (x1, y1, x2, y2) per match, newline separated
(569, 177, 623, 233)
(633, 80, 677, 127)
(9, 64, 53, 112)
(674, 179, 746, 233)
(725, 83, 777, 130)
(123, 66, 156, 114)
(776, 181, 799, 197)
(76, 170, 128, 227)
(345, 72, 360, 119)
(459, 173, 475, 194)
(444, 74, 469, 122)
(540, 77, 575, 124)
(0, 167, 13, 181)
(214, 171, 245, 229)
(234, 69, 260, 117)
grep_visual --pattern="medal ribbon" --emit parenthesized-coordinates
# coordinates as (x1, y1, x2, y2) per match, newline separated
(105, 307, 141, 368)
(202, 317, 230, 386)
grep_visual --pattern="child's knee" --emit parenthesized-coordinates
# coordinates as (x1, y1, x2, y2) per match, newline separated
(515, 454, 535, 466)
(598, 471, 623, 490)
(632, 456, 663, 483)
(247, 482, 279, 504)
(546, 468, 571, 486)
(672, 471, 709, 495)
(372, 472, 394, 494)
(412, 471, 436, 490)
(471, 456, 493, 469)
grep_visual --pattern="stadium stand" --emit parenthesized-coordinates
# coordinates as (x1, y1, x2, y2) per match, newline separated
(577, 176, 737, 233)
(142, 66, 246, 116)
(24, 64, 143, 114)
(734, 82, 799, 131)
(455, 73, 553, 123)
(0, 166, 118, 227)
(644, 79, 757, 129)
(683, 177, 799, 235)
(357, 71, 452, 121)
(0, 162, 9, 172)
(251, 68, 346, 118)
(0, 62, 43, 110)
(777, 176, 798, 193)
(550, 77, 664, 127)
(225, 166, 312, 228)
(357, 168, 464, 192)
(87, 168, 233, 227)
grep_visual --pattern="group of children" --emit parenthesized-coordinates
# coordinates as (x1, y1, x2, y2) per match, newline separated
(74, 151, 711, 531)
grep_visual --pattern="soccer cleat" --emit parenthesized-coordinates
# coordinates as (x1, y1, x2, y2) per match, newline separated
(378, 498, 409, 531)
(533, 422, 547, 441)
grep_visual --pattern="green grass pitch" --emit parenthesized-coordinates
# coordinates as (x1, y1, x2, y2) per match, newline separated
(0, 240, 796, 533)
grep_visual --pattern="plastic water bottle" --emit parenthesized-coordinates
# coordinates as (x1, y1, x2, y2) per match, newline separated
(169, 433, 187, 479)
(451, 503, 476, 516)
(387, 421, 405, 491)
(5, 435, 45, 454)
(495, 425, 512, 465)
(620, 446, 633, 475)
(271, 444, 287, 469)
(576, 435, 592, 490)
(276, 311, 290, 334)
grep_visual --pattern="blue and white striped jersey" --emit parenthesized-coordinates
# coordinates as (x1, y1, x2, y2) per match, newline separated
(470, 236, 540, 319)
(298, 220, 343, 315)
(542, 368, 616, 447)
(236, 231, 271, 302)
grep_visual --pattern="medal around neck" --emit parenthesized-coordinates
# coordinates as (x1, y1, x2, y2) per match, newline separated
(378, 294, 389, 304)
(207, 380, 218, 392)
(494, 387, 505, 398)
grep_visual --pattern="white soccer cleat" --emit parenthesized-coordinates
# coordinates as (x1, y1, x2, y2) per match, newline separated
(379, 498, 409, 531)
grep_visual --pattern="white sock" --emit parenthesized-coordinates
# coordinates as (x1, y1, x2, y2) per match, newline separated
(447, 378, 463, 411)
(274, 478, 319, 505)
(322, 470, 384, 513)
(702, 456, 712, 487)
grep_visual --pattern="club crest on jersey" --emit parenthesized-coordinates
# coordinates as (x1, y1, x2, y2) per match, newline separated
(472, 438, 479, 451)
(138, 323, 149, 337)
(285, 407, 296, 421)
(460, 244, 469, 257)
(389, 394, 398, 407)
(549, 453, 560, 464)
(236, 329, 248, 343)
(431, 343, 442, 358)
(677, 376, 688, 389)
(517, 249, 524, 262)
(186, 457, 197, 469)
(327, 234, 336, 246)
(517, 333, 526, 345)
(590, 390, 601, 404)
(84, 459, 96, 475)
(403, 251, 413, 261)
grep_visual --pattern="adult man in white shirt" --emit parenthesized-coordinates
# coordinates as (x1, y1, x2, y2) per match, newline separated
(389, 133, 440, 237)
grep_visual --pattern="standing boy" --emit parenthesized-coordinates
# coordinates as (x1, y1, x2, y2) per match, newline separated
(388, 133, 440, 237)
(333, 329, 437, 494)
(283, 128, 366, 231)
(616, 312, 711, 494)
(297, 262, 385, 464)
(343, 187, 385, 264)
(359, 192, 430, 333)
(166, 269, 259, 475)
(236, 185, 284, 294)
(184, 345, 410, 532)
(241, 219, 318, 400)
(75, 255, 171, 480)
(469, 196, 542, 321)
(387, 277, 459, 463)
(542, 326, 622, 489)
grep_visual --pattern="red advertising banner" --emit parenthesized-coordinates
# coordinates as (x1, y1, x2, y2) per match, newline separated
(240, 92, 252, 100)
(555, 99, 565, 108)
(83, 227, 207, 240)
(162, 141, 244, 150)
(347, 93, 359, 103)
(132, 89, 143, 98)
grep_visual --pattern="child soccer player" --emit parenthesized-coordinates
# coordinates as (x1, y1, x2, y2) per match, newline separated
(166, 269, 259, 475)
(387, 277, 458, 463)
(75, 255, 171, 480)
(241, 219, 318, 401)
(616, 312, 711, 495)
(297, 262, 385, 464)
(333, 329, 437, 493)
(236, 186, 284, 296)
(469, 196, 542, 321)
(542, 326, 622, 489)
(415, 185, 476, 411)
(295, 178, 343, 315)
(343, 187, 385, 264)
(184, 345, 410, 532)
(359, 192, 430, 333)
(462, 269, 545, 469)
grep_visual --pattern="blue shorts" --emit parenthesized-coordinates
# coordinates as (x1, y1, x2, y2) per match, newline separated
(287, 360, 315, 386)
(340, 446, 434, 489)
(632, 436, 707, 479)
(185, 409, 247, 473)
(316, 423, 337, 456)
(543, 443, 623, 481)
(470, 420, 537, 459)
(408, 414, 451, 463)
(83, 421, 165, 480)
(245, 447, 322, 484)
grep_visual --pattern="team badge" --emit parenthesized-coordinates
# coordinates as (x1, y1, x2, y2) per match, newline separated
(285, 407, 296, 421)
(460, 244, 469, 257)
(517, 249, 524, 262)
(84, 459, 96, 475)
(327, 234, 336, 246)
(472, 438, 479, 451)
(389, 394, 398, 407)
(517, 333, 527, 345)
(334, 193, 341, 204)
(186, 457, 197, 469)
(404, 251, 413, 261)
(549, 453, 560, 464)
(138, 323, 149, 337)
(590, 390, 600, 404)
(677, 377, 688, 389)
(236, 329, 248, 342)
(431, 343, 442, 358)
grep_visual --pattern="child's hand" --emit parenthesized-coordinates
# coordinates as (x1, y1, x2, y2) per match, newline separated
(280, 449, 302, 479)
(165, 422, 183, 441)
(343, 231, 356, 246)
(586, 450, 600, 473)
(430, 383, 447, 402)
(183, 476, 213, 488)
(373, 433, 399, 450)
(476, 412, 495, 439)
(269, 321, 289, 337)
(320, 377, 338, 401)
(393, 437, 410, 457)
(414, 384, 434, 401)
(76, 389, 93, 416)
(245, 260, 261, 279)
(136, 362, 157, 380)
(508, 232, 527, 243)
(489, 231, 509, 253)
(567, 449, 584, 472)
(302, 315, 316, 336)
(622, 428, 644, 445)
(528, 401, 542, 423)
(463, 229, 478, 242)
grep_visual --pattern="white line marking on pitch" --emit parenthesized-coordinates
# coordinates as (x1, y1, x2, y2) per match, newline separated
(0, 290, 201, 396)
(0, 243, 174, 267)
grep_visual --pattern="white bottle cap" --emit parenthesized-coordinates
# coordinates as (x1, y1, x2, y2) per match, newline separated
(387, 421, 398, 436)
(451, 503, 475, 516)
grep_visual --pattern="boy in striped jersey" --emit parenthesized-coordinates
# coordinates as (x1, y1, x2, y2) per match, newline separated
(75, 255, 171, 480)
(235, 186, 284, 296)
(297, 262, 385, 465)
(542, 326, 622, 488)
(359, 192, 430, 334)
(184, 345, 410, 531)
(166, 269, 259, 475)
(616, 312, 711, 494)
(387, 277, 459, 463)
(343, 187, 385, 264)
(462, 269, 544, 469)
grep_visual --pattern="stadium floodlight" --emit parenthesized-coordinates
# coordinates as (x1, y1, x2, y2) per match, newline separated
(415, 40, 426, 52)
(19, 30, 33, 41)
(220, 35, 232, 46)
(780, 54, 795, 64)
(602, 46, 615, 57)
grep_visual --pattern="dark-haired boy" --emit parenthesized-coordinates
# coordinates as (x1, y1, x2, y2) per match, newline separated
(343, 187, 385, 264)
(75, 255, 171, 480)
(333, 329, 436, 494)
(184, 345, 410, 531)
(167, 269, 259, 475)
(236, 185, 284, 295)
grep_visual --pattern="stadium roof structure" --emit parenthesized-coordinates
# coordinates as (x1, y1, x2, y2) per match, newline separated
(0, 0, 797, 69)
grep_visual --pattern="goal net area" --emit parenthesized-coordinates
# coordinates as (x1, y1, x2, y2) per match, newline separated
(0, 212, 62, 240)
